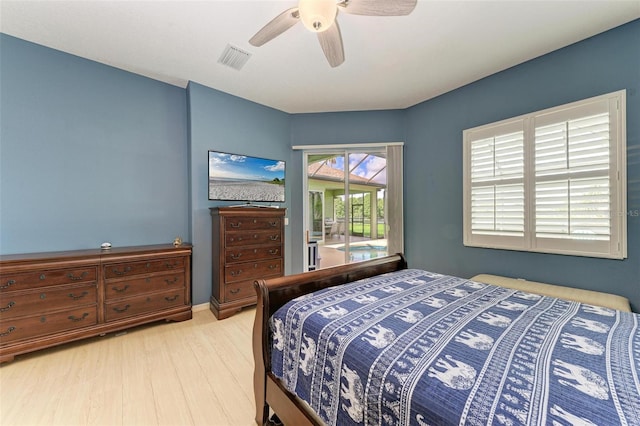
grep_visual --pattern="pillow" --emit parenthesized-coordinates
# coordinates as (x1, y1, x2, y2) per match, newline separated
(471, 274, 631, 312)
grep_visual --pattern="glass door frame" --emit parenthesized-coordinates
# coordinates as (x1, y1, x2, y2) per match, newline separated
(308, 190, 324, 242)
(302, 146, 388, 270)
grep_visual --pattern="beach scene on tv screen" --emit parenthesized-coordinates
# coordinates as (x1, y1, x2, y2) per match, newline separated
(209, 151, 285, 202)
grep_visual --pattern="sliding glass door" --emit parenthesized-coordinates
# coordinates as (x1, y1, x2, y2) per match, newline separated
(303, 145, 403, 269)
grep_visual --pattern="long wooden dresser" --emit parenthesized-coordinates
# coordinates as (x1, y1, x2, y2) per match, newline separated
(0, 243, 192, 363)
(210, 207, 285, 319)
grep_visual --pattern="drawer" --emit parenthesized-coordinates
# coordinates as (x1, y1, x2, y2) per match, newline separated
(105, 274, 185, 300)
(225, 245, 282, 264)
(0, 306, 98, 345)
(103, 257, 185, 279)
(224, 216, 282, 232)
(0, 284, 97, 321)
(0, 267, 97, 293)
(225, 231, 282, 248)
(104, 290, 185, 322)
(224, 259, 283, 284)
(224, 281, 256, 302)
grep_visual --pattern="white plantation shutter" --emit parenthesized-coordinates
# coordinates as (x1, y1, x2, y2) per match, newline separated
(465, 122, 526, 250)
(470, 131, 524, 238)
(535, 178, 610, 240)
(471, 185, 525, 235)
(464, 90, 626, 259)
(535, 113, 610, 176)
(534, 110, 611, 242)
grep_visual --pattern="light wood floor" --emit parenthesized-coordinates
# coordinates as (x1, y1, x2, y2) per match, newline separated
(0, 306, 257, 426)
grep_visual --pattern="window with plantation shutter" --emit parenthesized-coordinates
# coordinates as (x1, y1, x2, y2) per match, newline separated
(463, 90, 626, 259)
(470, 127, 525, 241)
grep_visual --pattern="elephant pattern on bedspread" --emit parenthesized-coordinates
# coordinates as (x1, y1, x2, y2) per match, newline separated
(269, 269, 640, 426)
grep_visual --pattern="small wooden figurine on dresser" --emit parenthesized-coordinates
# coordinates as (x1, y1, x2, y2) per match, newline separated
(210, 207, 285, 319)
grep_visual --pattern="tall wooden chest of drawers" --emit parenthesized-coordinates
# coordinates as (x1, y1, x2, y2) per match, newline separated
(0, 244, 191, 363)
(210, 207, 285, 319)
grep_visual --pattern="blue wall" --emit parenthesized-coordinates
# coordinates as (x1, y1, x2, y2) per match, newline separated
(0, 34, 189, 253)
(403, 20, 640, 310)
(187, 82, 291, 305)
(1, 20, 638, 310)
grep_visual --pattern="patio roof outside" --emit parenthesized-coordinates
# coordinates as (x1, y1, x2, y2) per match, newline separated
(307, 153, 387, 188)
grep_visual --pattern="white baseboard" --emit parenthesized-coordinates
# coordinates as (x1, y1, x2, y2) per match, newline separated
(192, 302, 210, 312)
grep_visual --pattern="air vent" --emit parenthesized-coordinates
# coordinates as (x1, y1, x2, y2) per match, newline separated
(218, 44, 251, 70)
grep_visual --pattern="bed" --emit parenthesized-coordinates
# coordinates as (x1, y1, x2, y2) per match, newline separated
(252, 254, 639, 426)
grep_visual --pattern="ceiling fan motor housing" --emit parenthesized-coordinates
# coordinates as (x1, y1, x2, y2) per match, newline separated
(299, 0, 337, 32)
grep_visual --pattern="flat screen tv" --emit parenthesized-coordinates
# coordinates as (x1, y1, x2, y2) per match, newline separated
(208, 150, 285, 203)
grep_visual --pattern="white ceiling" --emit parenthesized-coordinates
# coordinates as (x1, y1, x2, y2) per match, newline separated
(1, 1, 639, 114)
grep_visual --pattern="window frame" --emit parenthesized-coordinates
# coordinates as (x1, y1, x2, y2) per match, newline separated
(463, 90, 627, 259)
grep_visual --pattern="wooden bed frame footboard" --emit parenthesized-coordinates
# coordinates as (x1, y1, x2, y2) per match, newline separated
(252, 254, 408, 425)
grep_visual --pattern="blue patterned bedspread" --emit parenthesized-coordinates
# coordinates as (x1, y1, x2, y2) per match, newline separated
(269, 269, 640, 426)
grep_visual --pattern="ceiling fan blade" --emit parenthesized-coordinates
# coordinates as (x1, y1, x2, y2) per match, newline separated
(317, 20, 345, 68)
(249, 7, 300, 47)
(337, 0, 417, 16)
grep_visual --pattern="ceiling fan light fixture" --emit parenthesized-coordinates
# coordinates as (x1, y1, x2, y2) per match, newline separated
(298, 0, 337, 33)
(251, 0, 417, 67)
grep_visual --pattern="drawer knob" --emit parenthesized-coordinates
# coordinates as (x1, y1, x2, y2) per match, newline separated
(269, 264, 276, 270)
(165, 277, 178, 285)
(230, 288, 240, 295)
(68, 291, 89, 300)
(230, 253, 242, 260)
(0, 301, 16, 312)
(269, 249, 279, 255)
(40, 293, 46, 300)
(112, 304, 131, 313)
(269, 235, 279, 241)
(0, 326, 16, 337)
(269, 221, 277, 227)
(230, 270, 243, 277)
(68, 313, 89, 322)
(230, 222, 241, 228)
(113, 285, 130, 293)
(67, 271, 88, 281)
(111, 266, 132, 276)
(39, 274, 46, 280)
(164, 295, 179, 302)
(0, 279, 15, 290)
(164, 261, 178, 269)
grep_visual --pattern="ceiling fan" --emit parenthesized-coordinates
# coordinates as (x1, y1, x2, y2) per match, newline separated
(249, 0, 418, 67)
